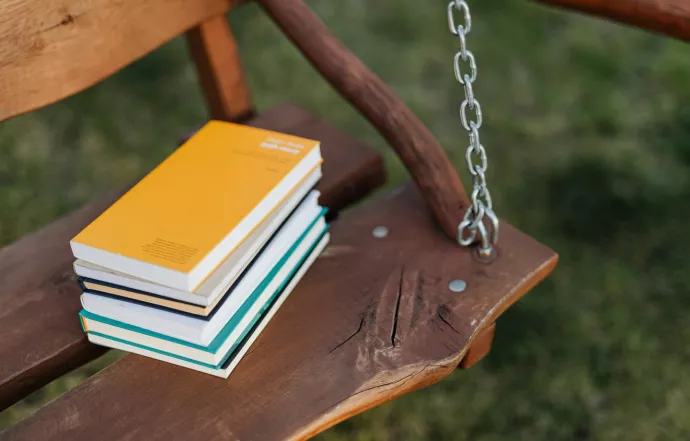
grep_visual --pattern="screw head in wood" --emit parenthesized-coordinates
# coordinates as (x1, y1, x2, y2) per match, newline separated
(372, 226, 389, 239)
(449, 279, 467, 293)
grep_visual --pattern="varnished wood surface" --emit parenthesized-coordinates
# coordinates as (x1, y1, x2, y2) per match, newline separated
(258, 0, 469, 241)
(2, 184, 557, 441)
(0, 0, 246, 122)
(0, 104, 384, 411)
(459, 322, 496, 369)
(536, 0, 690, 42)
(186, 15, 254, 122)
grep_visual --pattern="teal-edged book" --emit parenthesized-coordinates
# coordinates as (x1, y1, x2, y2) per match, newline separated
(81, 222, 329, 378)
(80, 207, 327, 347)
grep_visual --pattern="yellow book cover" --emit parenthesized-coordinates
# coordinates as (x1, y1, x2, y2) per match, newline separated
(70, 121, 322, 291)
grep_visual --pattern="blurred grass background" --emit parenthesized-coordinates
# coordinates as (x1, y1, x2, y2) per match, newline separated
(3, 0, 690, 439)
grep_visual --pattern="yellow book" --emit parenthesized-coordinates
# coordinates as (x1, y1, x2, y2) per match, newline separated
(71, 121, 322, 291)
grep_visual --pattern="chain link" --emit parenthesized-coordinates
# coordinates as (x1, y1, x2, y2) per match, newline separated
(448, 0, 499, 257)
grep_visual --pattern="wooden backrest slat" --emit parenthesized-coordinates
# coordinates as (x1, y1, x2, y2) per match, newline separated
(0, 0, 238, 122)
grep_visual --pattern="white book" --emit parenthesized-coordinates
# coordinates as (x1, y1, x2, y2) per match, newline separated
(82, 233, 329, 368)
(74, 172, 322, 308)
(81, 215, 326, 346)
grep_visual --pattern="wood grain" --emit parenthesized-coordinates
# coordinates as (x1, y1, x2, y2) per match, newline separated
(1, 184, 557, 441)
(535, 0, 690, 42)
(257, 0, 469, 241)
(0, 0, 245, 122)
(0, 103, 384, 411)
(186, 15, 254, 122)
(0, 195, 115, 411)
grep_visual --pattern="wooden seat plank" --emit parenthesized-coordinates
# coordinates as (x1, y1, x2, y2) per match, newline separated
(0, 103, 384, 411)
(1, 184, 557, 441)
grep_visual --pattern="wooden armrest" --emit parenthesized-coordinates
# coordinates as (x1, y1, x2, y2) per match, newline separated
(257, 0, 469, 241)
(535, 0, 690, 42)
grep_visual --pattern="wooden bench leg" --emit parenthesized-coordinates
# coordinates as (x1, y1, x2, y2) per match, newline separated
(459, 322, 496, 369)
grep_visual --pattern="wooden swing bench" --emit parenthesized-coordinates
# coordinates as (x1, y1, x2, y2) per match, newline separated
(2, 0, 676, 439)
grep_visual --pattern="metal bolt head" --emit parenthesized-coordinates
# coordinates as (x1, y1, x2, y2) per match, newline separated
(449, 279, 467, 293)
(372, 226, 389, 239)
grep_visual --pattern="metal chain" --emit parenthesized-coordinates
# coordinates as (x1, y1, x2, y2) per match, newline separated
(447, 0, 499, 258)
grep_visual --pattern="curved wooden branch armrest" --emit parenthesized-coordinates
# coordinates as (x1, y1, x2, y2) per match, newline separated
(535, 0, 690, 42)
(257, 0, 468, 241)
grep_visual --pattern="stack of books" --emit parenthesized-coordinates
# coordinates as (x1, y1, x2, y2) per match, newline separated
(70, 121, 328, 378)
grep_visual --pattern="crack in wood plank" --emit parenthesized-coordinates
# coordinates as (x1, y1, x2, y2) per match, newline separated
(436, 305, 462, 335)
(328, 316, 364, 355)
(390, 267, 404, 348)
(312, 361, 440, 419)
(41, 11, 87, 33)
(350, 362, 437, 397)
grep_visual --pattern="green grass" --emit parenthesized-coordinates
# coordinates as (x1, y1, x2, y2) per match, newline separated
(3, 0, 690, 439)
